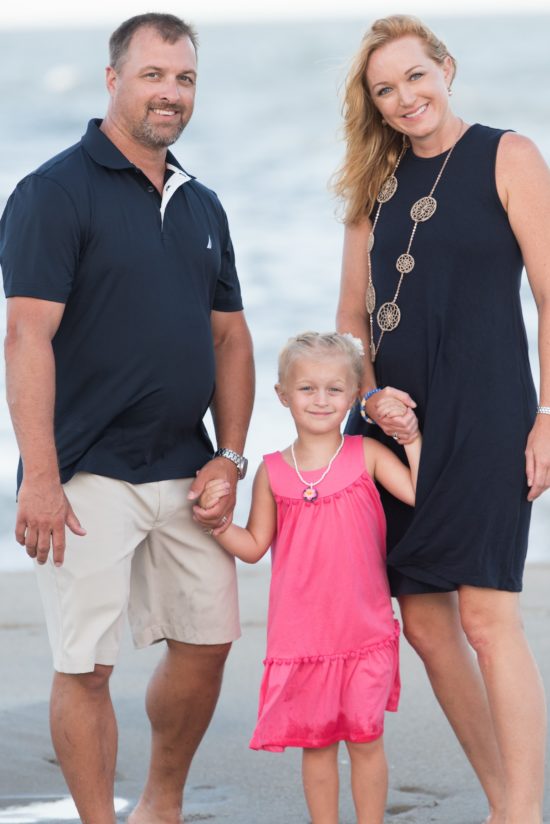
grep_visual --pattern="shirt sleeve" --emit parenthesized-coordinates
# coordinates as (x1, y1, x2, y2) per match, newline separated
(212, 201, 243, 313)
(0, 173, 81, 303)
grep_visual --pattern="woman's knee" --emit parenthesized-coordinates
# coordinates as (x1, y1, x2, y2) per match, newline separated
(399, 593, 461, 659)
(459, 588, 523, 654)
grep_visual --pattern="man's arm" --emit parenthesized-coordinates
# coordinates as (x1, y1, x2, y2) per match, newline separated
(5, 297, 86, 565)
(189, 309, 254, 531)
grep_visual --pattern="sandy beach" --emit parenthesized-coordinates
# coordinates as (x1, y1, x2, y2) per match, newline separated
(0, 561, 548, 823)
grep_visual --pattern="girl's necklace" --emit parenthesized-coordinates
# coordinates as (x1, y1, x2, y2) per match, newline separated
(290, 435, 345, 502)
(367, 120, 464, 363)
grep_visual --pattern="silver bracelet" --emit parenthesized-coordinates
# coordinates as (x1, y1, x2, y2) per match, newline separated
(537, 405, 550, 415)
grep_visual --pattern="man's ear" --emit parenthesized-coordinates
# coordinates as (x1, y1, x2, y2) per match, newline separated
(105, 65, 117, 96)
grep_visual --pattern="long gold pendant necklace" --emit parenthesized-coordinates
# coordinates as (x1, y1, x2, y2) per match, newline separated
(367, 120, 464, 363)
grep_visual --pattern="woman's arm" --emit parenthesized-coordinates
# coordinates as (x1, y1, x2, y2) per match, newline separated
(337, 220, 418, 441)
(496, 133, 550, 500)
(200, 462, 277, 563)
(363, 434, 422, 506)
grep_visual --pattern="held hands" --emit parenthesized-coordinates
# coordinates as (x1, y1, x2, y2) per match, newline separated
(188, 457, 237, 535)
(525, 414, 550, 501)
(15, 478, 86, 567)
(365, 386, 419, 444)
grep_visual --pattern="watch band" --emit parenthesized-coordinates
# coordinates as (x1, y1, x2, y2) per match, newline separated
(213, 447, 248, 479)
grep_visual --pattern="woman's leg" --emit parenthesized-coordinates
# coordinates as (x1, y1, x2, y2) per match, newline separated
(302, 743, 339, 824)
(459, 586, 546, 824)
(399, 592, 506, 822)
(345, 738, 387, 824)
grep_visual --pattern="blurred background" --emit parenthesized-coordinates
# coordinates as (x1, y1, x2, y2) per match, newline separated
(0, 1, 548, 570)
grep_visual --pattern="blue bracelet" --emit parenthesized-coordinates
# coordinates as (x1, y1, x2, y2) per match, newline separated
(360, 387, 382, 424)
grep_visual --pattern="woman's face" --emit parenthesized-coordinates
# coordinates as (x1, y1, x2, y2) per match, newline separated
(365, 35, 453, 141)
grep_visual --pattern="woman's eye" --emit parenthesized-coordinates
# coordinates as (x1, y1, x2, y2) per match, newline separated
(410, 72, 424, 81)
(377, 86, 392, 97)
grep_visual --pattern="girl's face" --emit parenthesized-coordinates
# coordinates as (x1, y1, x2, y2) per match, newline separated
(365, 35, 454, 144)
(276, 355, 358, 435)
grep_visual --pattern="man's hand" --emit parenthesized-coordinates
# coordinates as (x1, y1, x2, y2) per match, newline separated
(15, 478, 86, 566)
(525, 414, 550, 501)
(188, 457, 239, 535)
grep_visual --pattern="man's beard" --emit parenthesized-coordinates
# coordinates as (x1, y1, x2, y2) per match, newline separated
(131, 108, 188, 148)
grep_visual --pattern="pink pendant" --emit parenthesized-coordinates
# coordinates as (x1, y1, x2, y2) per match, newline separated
(303, 486, 318, 502)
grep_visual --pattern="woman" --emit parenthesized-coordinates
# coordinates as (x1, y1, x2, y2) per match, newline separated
(335, 14, 549, 824)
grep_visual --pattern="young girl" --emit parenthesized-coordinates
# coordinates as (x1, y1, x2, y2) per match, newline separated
(198, 332, 421, 824)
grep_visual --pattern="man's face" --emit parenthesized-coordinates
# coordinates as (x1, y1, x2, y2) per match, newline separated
(106, 26, 197, 149)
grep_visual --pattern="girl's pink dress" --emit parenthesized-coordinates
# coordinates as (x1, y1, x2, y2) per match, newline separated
(249, 434, 400, 752)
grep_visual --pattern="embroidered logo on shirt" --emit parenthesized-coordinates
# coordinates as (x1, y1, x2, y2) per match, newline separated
(206, 235, 212, 249)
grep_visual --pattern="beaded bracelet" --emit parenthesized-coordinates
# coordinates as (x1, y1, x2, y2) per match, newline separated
(537, 405, 550, 415)
(360, 387, 382, 424)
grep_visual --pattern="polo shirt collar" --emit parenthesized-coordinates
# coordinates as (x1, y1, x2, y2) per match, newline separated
(82, 118, 195, 179)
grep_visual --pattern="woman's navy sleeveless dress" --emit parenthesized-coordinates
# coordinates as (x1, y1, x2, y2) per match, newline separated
(346, 124, 537, 595)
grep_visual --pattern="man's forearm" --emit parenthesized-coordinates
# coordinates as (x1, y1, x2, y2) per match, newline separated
(5, 329, 59, 480)
(211, 321, 254, 452)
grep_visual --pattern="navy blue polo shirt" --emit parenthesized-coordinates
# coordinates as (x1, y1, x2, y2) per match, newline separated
(0, 119, 243, 486)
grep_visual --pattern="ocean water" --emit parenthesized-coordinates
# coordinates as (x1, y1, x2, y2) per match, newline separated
(0, 16, 549, 571)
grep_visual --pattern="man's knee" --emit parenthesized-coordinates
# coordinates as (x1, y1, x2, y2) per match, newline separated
(54, 663, 114, 695)
(166, 639, 232, 675)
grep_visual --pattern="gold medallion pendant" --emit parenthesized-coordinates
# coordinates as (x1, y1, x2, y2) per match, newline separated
(377, 175, 398, 203)
(366, 281, 376, 315)
(396, 253, 415, 274)
(410, 196, 437, 222)
(377, 301, 401, 332)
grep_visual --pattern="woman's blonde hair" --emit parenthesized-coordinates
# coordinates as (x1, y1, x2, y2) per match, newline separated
(278, 331, 364, 387)
(333, 15, 457, 225)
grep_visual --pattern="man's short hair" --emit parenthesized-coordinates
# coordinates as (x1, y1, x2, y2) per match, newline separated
(109, 13, 198, 70)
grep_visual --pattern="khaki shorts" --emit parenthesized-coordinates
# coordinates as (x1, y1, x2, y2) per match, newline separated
(35, 472, 240, 674)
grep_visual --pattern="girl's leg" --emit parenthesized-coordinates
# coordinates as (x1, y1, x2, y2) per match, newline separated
(302, 743, 339, 824)
(345, 737, 387, 824)
(399, 593, 506, 823)
(459, 586, 546, 824)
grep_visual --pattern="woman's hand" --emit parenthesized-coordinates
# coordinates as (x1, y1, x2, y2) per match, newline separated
(365, 386, 419, 444)
(525, 415, 550, 501)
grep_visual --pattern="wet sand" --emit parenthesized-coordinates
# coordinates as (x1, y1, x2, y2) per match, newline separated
(0, 562, 548, 823)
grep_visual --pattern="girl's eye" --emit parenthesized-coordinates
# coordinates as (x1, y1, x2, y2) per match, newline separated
(329, 387, 343, 393)
(410, 72, 424, 81)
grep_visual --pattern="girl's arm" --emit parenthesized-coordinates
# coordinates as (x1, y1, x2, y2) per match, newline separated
(200, 462, 277, 563)
(363, 434, 422, 506)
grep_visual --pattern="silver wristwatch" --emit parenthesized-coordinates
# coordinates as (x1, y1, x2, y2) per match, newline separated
(213, 447, 248, 480)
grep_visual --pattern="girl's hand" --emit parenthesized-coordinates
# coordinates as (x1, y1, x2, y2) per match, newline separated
(365, 387, 418, 444)
(376, 397, 407, 419)
(197, 479, 231, 510)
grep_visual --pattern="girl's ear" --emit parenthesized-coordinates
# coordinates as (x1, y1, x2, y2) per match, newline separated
(275, 383, 289, 407)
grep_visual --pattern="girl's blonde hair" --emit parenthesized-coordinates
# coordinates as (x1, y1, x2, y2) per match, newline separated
(278, 332, 364, 387)
(332, 15, 457, 225)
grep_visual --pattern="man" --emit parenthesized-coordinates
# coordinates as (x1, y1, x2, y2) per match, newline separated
(0, 13, 254, 824)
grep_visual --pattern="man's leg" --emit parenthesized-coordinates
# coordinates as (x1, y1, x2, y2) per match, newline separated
(128, 640, 231, 824)
(50, 665, 117, 824)
(126, 478, 240, 824)
(35, 474, 151, 824)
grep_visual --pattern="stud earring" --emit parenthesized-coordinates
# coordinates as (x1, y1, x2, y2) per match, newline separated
(447, 87, 453, 96)
(381, 118, 387, 127)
